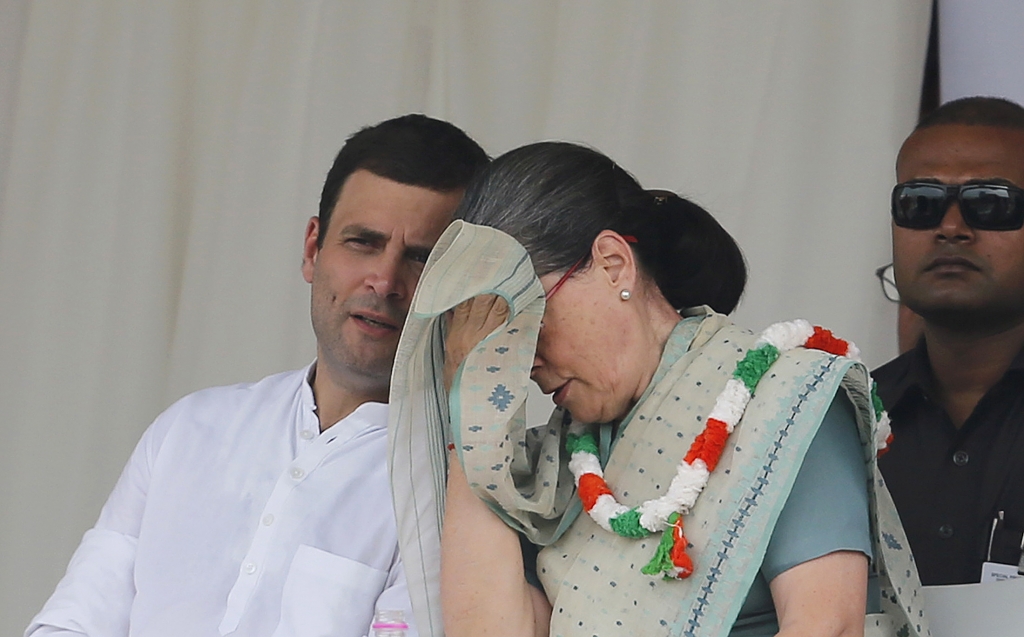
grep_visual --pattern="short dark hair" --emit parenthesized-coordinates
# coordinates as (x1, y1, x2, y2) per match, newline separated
(456, 142, 747, 314)
(317, 114, 489, 247)
(917, 96, 1024, 131)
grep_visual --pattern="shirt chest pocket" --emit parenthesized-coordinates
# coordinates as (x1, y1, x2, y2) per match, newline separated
(272, 544, 389, 637)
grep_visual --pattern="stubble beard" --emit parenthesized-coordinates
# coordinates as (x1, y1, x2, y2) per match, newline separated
(310, 289, 406, 391)
(905, 286, 1024, 337)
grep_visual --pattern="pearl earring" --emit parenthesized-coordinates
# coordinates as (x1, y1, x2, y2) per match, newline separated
(620, 289, 631, 301)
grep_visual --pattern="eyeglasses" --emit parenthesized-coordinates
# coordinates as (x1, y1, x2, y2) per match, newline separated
(540, 256, 585, 330)
(875, 263, 899, 303)
(891, 181, 1024, 231)
(544, 256, 585, 301)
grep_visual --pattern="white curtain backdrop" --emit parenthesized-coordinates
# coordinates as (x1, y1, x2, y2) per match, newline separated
(0, 1, 930, 632)
(939, 0, 1024, 105)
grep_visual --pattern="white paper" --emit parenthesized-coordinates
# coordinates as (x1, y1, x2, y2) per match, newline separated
(924, 578, 1024, 637)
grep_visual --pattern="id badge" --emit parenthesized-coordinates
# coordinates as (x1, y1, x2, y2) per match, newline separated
(980, 561, 1023, 583)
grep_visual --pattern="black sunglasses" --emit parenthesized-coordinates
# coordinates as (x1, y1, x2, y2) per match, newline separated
(891, 181, 1024, 231)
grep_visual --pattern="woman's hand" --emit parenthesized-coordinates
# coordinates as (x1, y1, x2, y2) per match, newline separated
(443, 294, 510, 391)
(441, 296, 550, 636)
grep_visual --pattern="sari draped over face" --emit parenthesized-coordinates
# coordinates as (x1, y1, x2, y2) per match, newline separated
(389, 220, 930, 637)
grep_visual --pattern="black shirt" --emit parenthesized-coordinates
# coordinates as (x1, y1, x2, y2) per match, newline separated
(874, 340, 1024, 585)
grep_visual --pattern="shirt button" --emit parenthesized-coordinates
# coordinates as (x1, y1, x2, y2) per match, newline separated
(938, 524, 954, 539)
(952, 450, 969, 466)
(290, 467, 305, 480)
(262, 514, 275, 526)
(300, 429, 314, 440)
(243, 562, 257, 574)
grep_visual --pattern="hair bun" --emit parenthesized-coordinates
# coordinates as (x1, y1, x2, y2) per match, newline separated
(627, 190, 747, 314)
(647, 189, 673, 205)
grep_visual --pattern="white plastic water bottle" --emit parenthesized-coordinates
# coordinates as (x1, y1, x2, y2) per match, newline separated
(372, 609, 408, 637)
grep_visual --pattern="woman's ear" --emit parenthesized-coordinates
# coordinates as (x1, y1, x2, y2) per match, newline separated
(591, 230, 637, 291)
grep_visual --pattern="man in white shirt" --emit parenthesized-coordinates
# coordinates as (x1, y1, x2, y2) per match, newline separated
(25, 114, 489, 637)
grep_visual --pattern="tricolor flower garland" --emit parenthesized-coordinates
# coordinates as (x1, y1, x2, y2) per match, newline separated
(565, 320, 893, 580)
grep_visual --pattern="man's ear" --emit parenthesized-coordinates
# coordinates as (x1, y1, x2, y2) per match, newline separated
(591, 230, 637, 291)
(302, 216, 320, 284)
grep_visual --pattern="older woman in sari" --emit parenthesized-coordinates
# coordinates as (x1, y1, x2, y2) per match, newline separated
(392, 142, 924, 637)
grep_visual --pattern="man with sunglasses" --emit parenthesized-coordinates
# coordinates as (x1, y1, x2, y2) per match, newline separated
(874, 96, 1024, 586)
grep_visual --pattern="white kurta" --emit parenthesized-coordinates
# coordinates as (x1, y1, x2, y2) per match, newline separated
(27, 365, 415, 637)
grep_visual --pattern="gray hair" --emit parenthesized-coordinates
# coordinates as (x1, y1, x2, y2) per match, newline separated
(455, 142, 747, 313)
